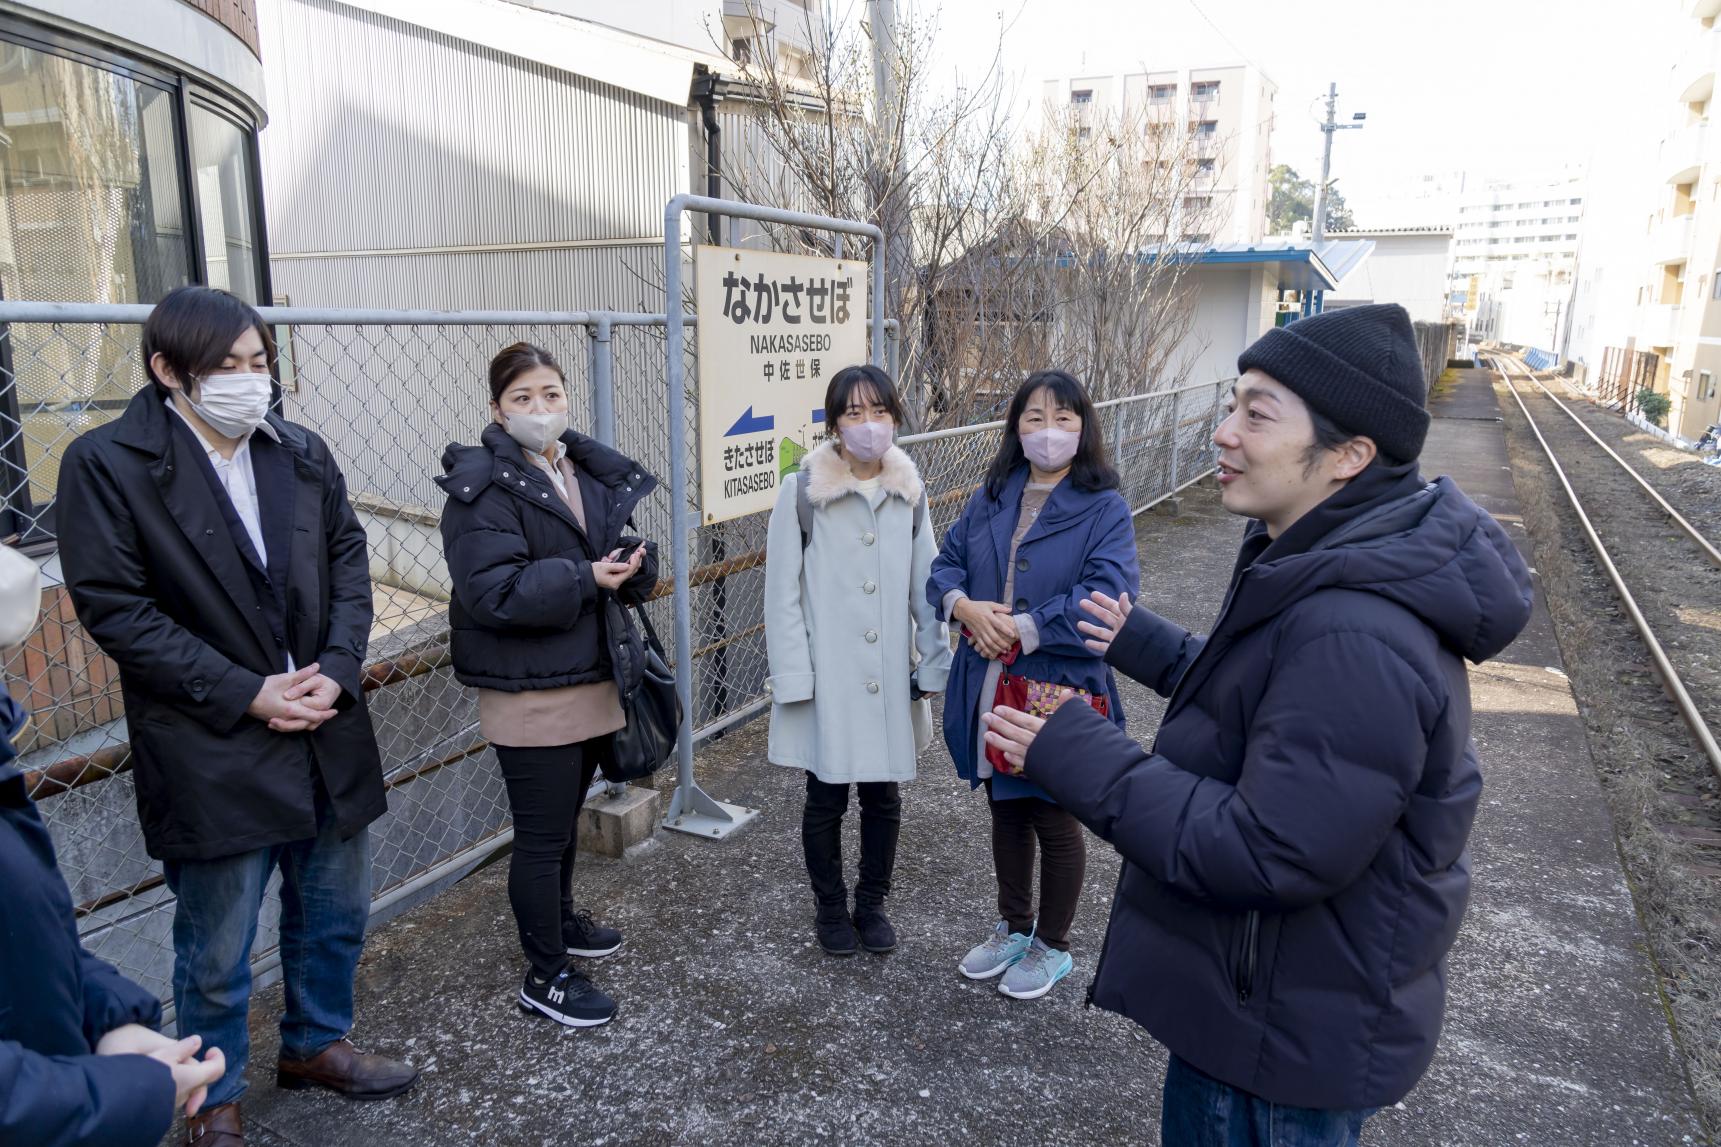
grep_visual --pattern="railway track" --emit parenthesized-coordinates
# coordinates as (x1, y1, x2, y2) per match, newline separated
(1489, 353, 1721, 780)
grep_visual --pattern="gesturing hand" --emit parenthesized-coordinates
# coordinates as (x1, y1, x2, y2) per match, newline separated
(1077, 591, 1134, 656)
(592, 545, 645, 591)
(981, 704, 1056, 773)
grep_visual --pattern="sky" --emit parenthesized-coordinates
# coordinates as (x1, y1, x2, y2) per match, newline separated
(914, 0, 1674, 222)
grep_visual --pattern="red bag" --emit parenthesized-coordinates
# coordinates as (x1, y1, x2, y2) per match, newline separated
(973, 637, 1109, 777)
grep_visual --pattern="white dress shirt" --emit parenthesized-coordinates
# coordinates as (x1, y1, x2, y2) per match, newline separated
(166, 398, 294, 671)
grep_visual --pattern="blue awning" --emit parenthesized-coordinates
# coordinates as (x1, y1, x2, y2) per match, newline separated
(1160, 238, 1375, 292)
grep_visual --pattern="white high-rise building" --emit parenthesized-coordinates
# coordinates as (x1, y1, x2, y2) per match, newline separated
(1043, 64, 1277, 244)
(1449, 172, 1587, 349)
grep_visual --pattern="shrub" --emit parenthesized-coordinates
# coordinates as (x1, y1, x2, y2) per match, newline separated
(1637, 388, 1672, 428)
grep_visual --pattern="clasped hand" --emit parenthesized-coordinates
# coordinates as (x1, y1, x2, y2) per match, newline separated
(954, 598, 1019, 661)
(248, 663, 342, 733)
(96, 1024, 225, 1117)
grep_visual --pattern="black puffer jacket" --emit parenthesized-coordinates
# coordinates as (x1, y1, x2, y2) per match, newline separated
(436, 424, 659, 694)
(1026, 462, 1534, 1110)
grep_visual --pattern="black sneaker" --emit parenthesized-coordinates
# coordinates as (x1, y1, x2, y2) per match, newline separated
(816, 909, 859, 956)
(564, 909, 623, 959)
(518, 965, 616, 1027)
(853, 908, 898, 954)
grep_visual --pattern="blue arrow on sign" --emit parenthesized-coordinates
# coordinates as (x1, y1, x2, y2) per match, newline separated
(724, 406, 775, 437)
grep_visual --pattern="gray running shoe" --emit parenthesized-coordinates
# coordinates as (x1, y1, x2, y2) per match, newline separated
(958, 920, 1033, 980)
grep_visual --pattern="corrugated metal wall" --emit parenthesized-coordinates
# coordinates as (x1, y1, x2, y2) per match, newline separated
(257, 0, 692, 309)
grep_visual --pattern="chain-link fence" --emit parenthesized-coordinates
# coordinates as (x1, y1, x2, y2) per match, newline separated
(0, 300, 1225, 1011)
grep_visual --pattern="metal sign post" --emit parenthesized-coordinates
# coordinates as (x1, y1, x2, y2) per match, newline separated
(661, 194, 886, 840)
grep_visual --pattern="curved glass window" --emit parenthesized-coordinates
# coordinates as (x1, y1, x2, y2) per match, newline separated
(0, 19, 266, 540)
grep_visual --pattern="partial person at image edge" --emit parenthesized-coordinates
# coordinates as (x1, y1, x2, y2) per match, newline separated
(985, 304, 1535, 1144)
(0, 542, 225, 1147)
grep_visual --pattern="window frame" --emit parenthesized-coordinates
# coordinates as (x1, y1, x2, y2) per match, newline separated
(0, 10, 272, 546)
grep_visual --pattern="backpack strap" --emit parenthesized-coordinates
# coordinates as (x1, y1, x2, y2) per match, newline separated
(796, 468, 814, 550)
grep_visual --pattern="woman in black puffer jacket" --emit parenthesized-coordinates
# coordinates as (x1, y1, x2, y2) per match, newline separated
(436, 342, 658, 1030)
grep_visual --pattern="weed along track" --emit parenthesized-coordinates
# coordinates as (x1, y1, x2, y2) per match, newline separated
(1491, 352, 1721, 1128)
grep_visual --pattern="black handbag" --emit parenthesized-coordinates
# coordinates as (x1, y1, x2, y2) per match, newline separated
(596, 601, 682, 783)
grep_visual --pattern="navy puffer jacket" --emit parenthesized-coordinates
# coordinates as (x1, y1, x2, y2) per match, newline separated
(1026, 463, 1533, 1110)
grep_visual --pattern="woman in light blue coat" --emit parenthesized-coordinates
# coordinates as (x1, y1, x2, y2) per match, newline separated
(765, 365, 951, 958)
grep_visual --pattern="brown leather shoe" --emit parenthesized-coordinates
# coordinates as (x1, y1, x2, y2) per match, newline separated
(275, 1038, 419, 1100)
(183, 1101, 244, 1145)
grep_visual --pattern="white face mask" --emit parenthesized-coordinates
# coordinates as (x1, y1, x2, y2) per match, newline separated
(1022, 427, 1080, 471)
(188, 372, 273, 440)
(502, 410, 570, 455)
(0, 543, 41, 648)
(839, 420, 894, 463)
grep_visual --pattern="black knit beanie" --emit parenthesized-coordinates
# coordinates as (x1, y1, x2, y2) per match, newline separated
(1235, 303, 1430, 463)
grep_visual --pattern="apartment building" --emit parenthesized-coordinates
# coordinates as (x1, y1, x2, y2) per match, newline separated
(1043, 64, 1277, 244)
(1450, 172, 1586, 350)
(1612, 0, 1721, 440)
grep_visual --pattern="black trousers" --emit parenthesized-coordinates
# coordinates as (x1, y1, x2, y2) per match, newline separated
(802, 772, 901, 917)
(985, 779, 1086, 952)
(494, 741, 600, 977)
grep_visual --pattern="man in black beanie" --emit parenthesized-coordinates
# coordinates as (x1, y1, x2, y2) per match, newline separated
(980, 303, 1535, 1145)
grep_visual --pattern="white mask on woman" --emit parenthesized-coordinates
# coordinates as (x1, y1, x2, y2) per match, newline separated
(1021, 427, 1080, 471)
(839, 420, 894, 463)
(189, 372, 273, 440)
(503, 410, 570, 455)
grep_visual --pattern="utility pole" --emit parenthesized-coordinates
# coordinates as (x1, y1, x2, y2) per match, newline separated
(867, 1, 908, 381)
(1311, 82, 1365, 244)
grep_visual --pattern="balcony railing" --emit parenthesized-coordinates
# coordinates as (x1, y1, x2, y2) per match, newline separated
(1662, 118, 1709, 181)
(1640, 301, 1685, 347)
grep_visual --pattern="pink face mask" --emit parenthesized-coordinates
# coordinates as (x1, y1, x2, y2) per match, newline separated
(1022, 427, 1080, 471)
(840, 420, 895, 462)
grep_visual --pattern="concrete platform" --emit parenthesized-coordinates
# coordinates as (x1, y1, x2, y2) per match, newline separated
(211, 369, 1700, 1145)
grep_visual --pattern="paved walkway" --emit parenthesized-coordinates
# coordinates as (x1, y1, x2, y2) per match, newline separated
(220, 371, 1699, 1145)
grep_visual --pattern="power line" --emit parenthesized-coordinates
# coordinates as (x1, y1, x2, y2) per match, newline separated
(1180, 0, 1272, 87)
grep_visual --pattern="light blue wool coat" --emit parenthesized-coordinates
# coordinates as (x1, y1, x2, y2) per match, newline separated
(764, 440, 952, 784)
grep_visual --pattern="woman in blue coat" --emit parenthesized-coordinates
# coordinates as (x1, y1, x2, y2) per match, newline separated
(927, 370, 1140, 1000)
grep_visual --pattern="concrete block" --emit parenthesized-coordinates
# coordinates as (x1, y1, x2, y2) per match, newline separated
(578, 784, 662, 858)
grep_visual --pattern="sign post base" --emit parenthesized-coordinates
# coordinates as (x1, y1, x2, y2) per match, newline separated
(662, 782, 759, 840)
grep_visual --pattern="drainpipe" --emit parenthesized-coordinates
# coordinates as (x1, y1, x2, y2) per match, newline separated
(695, 73, 725, 245)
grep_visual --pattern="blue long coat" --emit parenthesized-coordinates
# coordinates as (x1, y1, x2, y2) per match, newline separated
(927, 466, 1141, 801)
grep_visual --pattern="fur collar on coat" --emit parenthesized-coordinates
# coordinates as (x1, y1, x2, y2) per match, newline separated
(801, 439, 923, 507)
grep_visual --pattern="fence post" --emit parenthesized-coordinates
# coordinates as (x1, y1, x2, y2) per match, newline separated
(1164, 388, 1182, 513)
(588, 316, 617, 448)
(1209, 380, 1224, 472)
(586, 318, 628, 799)
(660, 197, 765, 840)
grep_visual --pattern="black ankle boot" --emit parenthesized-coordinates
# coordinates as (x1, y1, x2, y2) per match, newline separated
(816, 907, 858, 956)
(852, 906, 897, 954)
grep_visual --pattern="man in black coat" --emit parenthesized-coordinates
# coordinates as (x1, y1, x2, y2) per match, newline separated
(55, 287, 416, 1146)
(0, 542, 227, 1146)
(983, 305, 1534, 1145)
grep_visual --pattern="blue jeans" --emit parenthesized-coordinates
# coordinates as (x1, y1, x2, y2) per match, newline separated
(1161, 1055, 1376, 1147)
(162, 810, 372, 1108)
